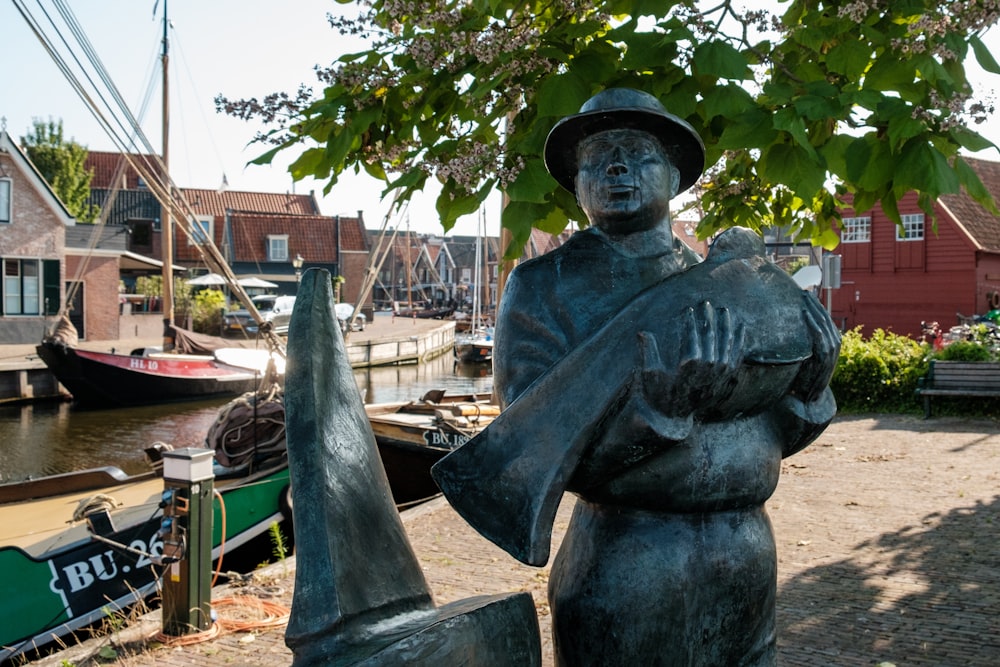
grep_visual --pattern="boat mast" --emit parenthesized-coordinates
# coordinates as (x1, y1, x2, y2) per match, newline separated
(473, 211, 482, 329)
(160, 0, 175, 350)
(406, 217, 413, 310)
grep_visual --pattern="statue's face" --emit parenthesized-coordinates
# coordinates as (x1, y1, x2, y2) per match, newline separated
(575, 129, 674, 235)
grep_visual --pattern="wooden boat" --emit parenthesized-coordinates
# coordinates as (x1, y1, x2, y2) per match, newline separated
(30, 0, 286, 411)
(36, 324, 283, 409)
(0, 385, 495, 660)
(366, 389, 500, 505)
(452, 211, 493, 364)
(394, 305, 456, 320)
(454, 327, 494, 364)
(0, 455, 291, 662)
(206, 385, 499, 506)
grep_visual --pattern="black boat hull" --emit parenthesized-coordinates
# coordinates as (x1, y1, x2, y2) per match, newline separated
(36, 341, 265, 409)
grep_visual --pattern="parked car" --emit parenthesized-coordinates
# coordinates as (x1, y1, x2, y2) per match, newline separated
(335, 303, 366, 332)
(224, 295, 296, 336)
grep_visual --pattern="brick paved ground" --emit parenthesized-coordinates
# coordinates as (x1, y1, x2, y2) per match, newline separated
(33, 413, 1000, 666)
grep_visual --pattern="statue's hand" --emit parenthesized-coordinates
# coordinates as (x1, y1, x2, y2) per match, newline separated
(639, 301, 745, 418)
(791, 292, 841, 402)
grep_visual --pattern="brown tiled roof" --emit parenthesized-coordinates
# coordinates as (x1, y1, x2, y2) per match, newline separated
(424, 243, 443, 265)
(85, 151, 156, 189)
(182, 188, 318, 217)
(229, 212, 367, 263)
(337, 214, 370, 253)
(85, 151, 319, 216)
(388, 236, 423, 265)
(231, 213, 334, 262)
(526, 227, 572, 258)
(939, 156, 1000, 252)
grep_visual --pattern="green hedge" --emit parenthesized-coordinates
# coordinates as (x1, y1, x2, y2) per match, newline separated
(831, 328, 928, 413)
(830, 326, 1000, 415)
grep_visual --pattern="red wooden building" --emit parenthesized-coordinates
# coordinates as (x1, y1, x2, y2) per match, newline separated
(831, 156, 1000, 338)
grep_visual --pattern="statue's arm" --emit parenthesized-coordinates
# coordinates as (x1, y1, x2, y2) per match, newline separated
(493, 264, 596, 407)
(492, 290, 568, 408)
(774, 293, 841, 457)
(774, 388, 837, 458)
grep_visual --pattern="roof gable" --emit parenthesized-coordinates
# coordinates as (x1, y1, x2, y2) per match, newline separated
(336, 214, 370, 253)
(0, 130, 75, 225)
(526, 227, 572, 258)
(939, 157, 1000, 252)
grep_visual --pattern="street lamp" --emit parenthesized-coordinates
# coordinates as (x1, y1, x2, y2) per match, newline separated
(293, 254, 304, 283)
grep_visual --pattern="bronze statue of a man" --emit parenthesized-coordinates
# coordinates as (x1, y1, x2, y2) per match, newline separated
(432, 88, 840, 666)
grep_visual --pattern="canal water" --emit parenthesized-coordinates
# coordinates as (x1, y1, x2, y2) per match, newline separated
(0, 355, 493, 483)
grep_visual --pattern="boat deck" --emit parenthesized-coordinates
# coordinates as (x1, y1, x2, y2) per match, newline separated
(0, 478, 162, 556)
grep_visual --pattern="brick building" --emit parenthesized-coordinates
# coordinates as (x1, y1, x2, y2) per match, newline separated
(0, 130, 69, 344)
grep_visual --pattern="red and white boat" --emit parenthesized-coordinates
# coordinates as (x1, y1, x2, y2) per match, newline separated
(37, 320, 283, 409)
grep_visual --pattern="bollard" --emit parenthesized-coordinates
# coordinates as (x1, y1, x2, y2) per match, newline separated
(160, 448, 215, 635)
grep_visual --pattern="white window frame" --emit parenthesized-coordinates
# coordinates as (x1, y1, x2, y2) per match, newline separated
(896, 213, 925, 241)
(268, 235, 289, 262)
(190, 215, 213, 245)
(3, 258, 41, 315)
(0, 178, 11, 224)
(841, 216, 871, 243)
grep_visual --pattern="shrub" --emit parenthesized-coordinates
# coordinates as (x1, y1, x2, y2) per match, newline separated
(192, 289, 226, 334)
(932, 340, 994, 362)
(831, 327, 928, 413)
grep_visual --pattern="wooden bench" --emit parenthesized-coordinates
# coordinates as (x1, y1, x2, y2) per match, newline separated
(916, 361, 1000, 418)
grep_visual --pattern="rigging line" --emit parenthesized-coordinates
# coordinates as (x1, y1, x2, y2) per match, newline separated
(230, 216, 265, 277)
(13, 1, 147, 169)
(400, 215, 425, 305)
(24, 0, 122, 138)
(45, 0, 157, 160)
(171, 25, 227, 181)
(59, 92, 272, 336)
(16, 1, 283, 354)
(408, 243, 433, 303)
(51, 0, 122, 112)
(414, 241, 448, 294)
(11, 2, 110, 135)
(355, 195, 407, 310)
(61, 57, 160, 308)
(129, 36, 162, 147)
(52, 0, 161, 159)
(10, 0, 146, 311)
(61, 159, 132, 315)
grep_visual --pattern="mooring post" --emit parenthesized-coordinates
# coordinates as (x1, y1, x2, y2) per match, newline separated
(160, 447, 215, 636)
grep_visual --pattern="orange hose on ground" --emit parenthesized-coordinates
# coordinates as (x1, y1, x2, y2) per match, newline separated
(153, 596, 290, 646)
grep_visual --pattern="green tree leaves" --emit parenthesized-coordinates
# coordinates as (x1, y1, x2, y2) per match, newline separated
(219, 0, 1000, 255)
(21, 118, 99, 223)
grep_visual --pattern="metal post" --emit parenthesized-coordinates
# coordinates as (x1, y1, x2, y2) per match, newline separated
(821, 254, 842, 314)
(160, 448, 215, 636)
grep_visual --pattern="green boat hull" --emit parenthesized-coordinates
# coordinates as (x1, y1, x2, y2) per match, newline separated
(0, 465, 290, 661)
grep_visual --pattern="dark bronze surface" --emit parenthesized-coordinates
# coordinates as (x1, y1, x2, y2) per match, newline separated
(434, 89, 840, 666)
(284, 269, 540, 666)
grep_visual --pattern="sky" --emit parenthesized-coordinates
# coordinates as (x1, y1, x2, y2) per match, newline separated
(1, 0, 497, 237)
(2, 1, 999, 239)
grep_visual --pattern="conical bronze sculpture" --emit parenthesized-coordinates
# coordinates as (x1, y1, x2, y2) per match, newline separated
(283, 268, 540, 666)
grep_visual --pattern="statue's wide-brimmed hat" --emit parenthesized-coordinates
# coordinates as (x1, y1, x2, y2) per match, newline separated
(544, 88, 705, 196)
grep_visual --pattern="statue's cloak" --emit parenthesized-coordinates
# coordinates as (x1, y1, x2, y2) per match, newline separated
(432, 228, 816, 565)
